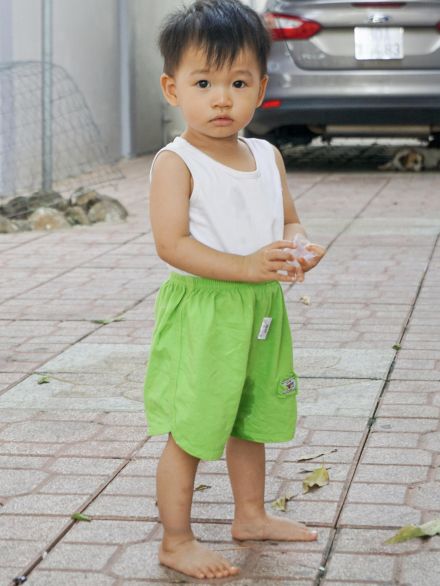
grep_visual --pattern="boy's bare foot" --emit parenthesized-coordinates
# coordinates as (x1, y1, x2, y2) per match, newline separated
(231, 513, 318, 542)
(159, 537, 240, 580)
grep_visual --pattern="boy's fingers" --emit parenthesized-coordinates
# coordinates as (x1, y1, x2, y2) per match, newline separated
(294, 264, 305, 281)
(278, 275, 296, 283)
(307, 244, 326, 256)
(270, 261, 297, 272)
(274, 272, 297, 283)
(269, 240, 295, 250)
(269, 250, 296, 261)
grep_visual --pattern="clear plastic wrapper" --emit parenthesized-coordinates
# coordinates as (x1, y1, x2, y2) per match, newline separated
(279, 234, 317, 279)
(286, 233, 317, 267)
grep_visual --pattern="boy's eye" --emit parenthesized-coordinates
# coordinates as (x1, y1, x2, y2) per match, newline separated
(233, 80, 246, 88)
(196, 80, 210, 88)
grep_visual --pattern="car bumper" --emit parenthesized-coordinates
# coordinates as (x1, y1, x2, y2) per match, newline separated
(248, 96, 440, 135)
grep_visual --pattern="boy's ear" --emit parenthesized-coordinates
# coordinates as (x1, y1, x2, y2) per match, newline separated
(160, 73, 178, 107)
(256, 74, 269, 108)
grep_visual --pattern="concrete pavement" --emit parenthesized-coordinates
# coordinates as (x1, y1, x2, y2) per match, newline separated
(1, 153, 440, 585)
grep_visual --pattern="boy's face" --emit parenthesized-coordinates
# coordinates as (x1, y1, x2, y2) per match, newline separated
(161, 45, 268, 140)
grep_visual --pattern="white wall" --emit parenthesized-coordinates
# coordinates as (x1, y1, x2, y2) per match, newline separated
(2, 0, 268, 170)
(129, 0, 182, 155)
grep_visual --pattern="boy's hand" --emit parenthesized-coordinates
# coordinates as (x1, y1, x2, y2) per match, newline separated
(243, 241, 304, 283)
(297, 243, 326, 273)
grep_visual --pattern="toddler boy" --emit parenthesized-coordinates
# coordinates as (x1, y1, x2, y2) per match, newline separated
(144, 0, 326, 579)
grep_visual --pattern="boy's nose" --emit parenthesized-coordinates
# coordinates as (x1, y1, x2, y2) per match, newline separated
(212, 89, 232, 108)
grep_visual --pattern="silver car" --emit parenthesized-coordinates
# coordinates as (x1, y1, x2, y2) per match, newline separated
(246, 0, 440, 147)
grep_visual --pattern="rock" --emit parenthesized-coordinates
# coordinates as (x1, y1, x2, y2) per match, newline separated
(65, 205, 90, 226)
(28, 207, 70, 231)
(99, 195, 128, 218)
(69, 187, 100, 210)
(88, 198, 128, 223)
(0, 214, 20, 233)
(2, 196, 32, 220)
(1, 188, 127, 231)
(12, 219, 32, 231)
(28, 190, 68, 212)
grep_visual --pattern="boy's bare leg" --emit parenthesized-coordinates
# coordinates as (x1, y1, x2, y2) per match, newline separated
(226, 436, 318, 541)
(157, 433, 240, 579)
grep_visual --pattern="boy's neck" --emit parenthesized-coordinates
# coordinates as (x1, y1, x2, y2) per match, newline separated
(181, 128, 241, 154)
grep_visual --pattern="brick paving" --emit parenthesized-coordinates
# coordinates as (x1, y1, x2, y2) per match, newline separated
(1, 151, 440, 585)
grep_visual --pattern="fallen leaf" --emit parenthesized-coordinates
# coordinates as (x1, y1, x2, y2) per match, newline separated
(297, 449, 337, 462)
(302, 466, 329, 493)
(298, 465, 331, 474)
(71, 512, 92, 522)
(91, 317, 125, 325)
(271, 493, 296, 512)
(37, 375, 50, 384)
(194, 484, 211, 492)
(385, 518, 440, 544)
(419, 518, 440, 536)
(300, 295, 310, 305)
(385, 525, 425, 544)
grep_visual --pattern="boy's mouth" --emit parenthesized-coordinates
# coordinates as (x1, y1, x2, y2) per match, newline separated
(211, 116, 233, 126)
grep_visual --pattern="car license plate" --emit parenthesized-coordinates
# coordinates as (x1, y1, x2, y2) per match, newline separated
(354, 27, 403, 60)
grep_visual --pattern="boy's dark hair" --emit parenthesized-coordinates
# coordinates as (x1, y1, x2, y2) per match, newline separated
(158, 0, 271, 77)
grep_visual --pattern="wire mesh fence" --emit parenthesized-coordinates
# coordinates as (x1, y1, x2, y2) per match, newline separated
(0, 61, 123, 199)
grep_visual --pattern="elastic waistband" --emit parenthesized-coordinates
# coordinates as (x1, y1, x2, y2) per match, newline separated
(167, 272, 280, 292)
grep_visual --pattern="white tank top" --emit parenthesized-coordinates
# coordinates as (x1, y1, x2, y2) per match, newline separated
(149, 135, 284, 275)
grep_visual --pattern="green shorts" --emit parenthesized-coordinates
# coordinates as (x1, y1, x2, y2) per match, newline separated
(143, 273, 299, 461)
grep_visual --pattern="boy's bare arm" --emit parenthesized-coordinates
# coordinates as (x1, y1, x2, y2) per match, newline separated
(273, 146, 308, 241)
(273, 146, 326, 272)
(149, 151, 297, 283)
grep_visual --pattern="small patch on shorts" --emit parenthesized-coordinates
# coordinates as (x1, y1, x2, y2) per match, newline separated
(279, 375, 297, 397)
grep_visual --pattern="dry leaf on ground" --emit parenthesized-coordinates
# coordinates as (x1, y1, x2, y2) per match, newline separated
(385, 519, 440, 544)
(91, 317, 125, 325)
(194, 484, 211, 492)
(271, 493, 297, 512)
(299, 465, 331, 474)
(297, 449, 338, 462)
(300, 295, 311, 305)
(71, 512, 92, 522)
(37, 375, 50, 384)
(302, 466, 329, 493)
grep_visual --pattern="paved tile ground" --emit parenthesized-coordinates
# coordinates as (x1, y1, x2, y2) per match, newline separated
(1, 150, 440, 585)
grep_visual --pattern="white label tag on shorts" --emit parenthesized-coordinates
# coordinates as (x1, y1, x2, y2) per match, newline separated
(257, 317, 272, 340)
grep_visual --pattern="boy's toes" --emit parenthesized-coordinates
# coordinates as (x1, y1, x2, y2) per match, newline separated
(207, 566, 219, 578)
(212, 565, 225, 577)
(220, 566, 233, 577)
